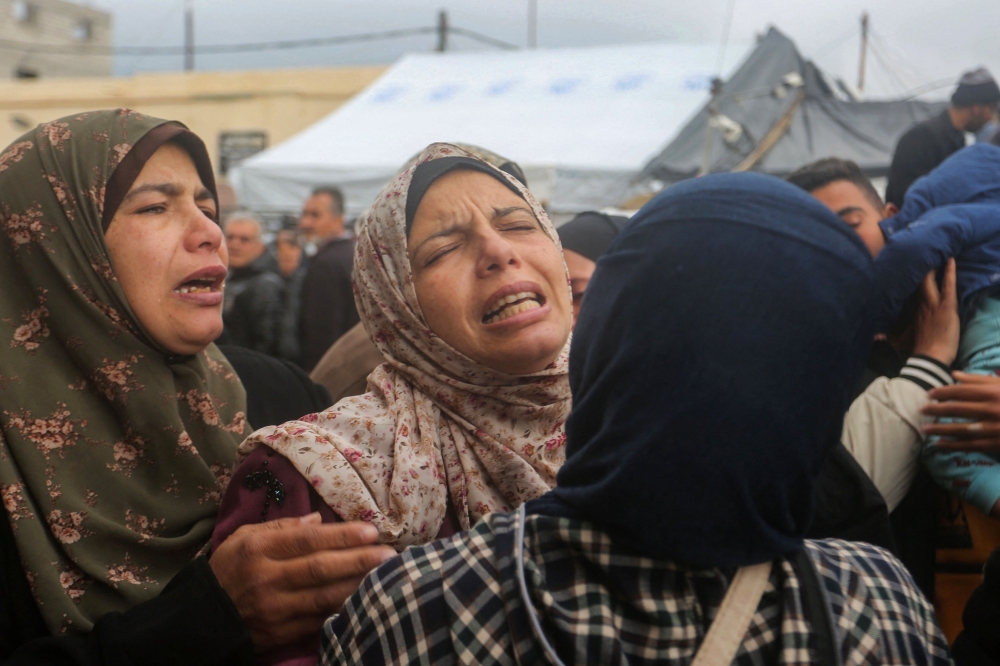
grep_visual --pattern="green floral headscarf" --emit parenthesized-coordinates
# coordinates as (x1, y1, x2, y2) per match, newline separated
(0, 109, 248, 634)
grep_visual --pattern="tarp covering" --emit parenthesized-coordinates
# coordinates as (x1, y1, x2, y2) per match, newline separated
(230, 41, 748, 217)
(639, 27, 947, 187)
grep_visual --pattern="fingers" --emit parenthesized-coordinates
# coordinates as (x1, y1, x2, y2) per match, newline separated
(920, 267, 940, 306)
(927, 436, 1000, 452)
(950, 371, 1000, 385)
(922, 400, 1000, 420)
(923, 420, 1000, 439)
(276, 545, 397, 590)
(243, 520, 382, 560)
(941, 258, 957, 306)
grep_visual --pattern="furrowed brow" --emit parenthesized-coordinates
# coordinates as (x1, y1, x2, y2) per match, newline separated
(413, 225, 462, 255)
(121, 182, 184, 204)
(492, 206, 534, 219)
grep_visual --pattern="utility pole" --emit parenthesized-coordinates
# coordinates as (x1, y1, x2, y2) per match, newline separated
(436, 10, 448, 52)
(184, 0, 194, 72)
(527, 0, 537, 48)
(858, 12, 869, 93)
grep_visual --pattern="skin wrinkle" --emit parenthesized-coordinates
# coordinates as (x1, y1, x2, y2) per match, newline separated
(105, 143, 227, 356)
(407, 169, 572, 376)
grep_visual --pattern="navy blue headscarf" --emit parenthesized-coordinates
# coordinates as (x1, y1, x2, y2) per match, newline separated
(529, 172, 877, 568)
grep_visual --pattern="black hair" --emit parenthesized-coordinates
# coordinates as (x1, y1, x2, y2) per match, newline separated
(786, 158, 884, 212)
(310, 186, 345, 217)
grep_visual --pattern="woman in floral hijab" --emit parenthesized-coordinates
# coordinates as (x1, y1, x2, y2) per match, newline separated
(0, 110, 250, 655)
(216, 142, 573, 553)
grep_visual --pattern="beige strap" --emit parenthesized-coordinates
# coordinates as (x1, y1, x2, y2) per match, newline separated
(690, 561, 772, 666)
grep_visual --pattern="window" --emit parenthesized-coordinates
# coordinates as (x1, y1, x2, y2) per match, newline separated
(73, 20, 92, 42)
(12, 1, 37, 24)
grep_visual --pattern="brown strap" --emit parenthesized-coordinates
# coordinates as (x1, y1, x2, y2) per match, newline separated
(690, 561, 772, 666)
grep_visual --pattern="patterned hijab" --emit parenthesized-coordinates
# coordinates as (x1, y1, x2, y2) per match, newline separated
(238, 143, 571, 549)
(0, 110, 248, 634)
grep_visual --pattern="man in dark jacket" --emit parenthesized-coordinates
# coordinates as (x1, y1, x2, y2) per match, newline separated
(886, 68, 1000, 208)
(297, 186, 359, 371)
(218, 212, 285, 356)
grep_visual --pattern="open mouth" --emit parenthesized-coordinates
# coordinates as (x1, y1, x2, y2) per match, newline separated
(482, 291, 546, 325)
(174, 277, 219, 295)
(173, 266, 226, 296)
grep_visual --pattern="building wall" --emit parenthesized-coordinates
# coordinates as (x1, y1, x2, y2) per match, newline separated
(0, 0, 112, 79)
(0, 65, 387, 198)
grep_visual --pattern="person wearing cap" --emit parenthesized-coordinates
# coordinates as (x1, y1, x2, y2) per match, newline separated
(886, 67, 1000, 208)
(556, 211, 628, 325)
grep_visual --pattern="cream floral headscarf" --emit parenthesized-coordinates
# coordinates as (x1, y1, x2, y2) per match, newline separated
(238, 143, 571, 548)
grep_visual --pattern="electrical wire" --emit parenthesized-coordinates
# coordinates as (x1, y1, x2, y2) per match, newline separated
(0, 24, 517, 56)
(715, 0, 737, 75)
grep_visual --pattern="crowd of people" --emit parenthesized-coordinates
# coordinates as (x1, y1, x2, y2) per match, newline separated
(3, 66, 1000, 665)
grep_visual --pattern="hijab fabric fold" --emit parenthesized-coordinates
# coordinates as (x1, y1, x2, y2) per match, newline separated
(0, 110, 248, 633)
(238, 143, 571, 548)
(531, 172, 877, 568)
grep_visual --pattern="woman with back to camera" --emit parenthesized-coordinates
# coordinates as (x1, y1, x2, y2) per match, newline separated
(0, 110, 393, 665)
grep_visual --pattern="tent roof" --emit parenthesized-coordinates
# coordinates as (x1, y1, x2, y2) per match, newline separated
(231, 40, 749, 216)
(640, 27, 947, 184)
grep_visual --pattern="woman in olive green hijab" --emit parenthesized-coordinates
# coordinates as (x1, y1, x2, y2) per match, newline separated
(0, 110, 393, 665)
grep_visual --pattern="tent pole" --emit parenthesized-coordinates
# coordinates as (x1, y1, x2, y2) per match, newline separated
(700, 78, 723, 176)
(858, 12, 869, 93)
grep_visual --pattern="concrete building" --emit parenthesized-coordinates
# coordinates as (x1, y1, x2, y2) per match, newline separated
(0, 0, 112, 79)
(0, 64, 387, 209)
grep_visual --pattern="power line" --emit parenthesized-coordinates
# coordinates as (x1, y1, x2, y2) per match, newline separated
(447, 27, 519, 50)
(0, 24, 517, 57)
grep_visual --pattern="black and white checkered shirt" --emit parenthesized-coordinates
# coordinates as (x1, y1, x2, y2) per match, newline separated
(323, 511, 951, 665)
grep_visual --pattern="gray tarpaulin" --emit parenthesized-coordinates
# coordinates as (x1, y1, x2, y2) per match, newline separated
(638, 27, 946, 188)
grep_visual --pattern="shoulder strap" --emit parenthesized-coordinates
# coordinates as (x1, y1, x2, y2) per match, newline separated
(792, 549, 841, 666)
(689, 561, 772, 666)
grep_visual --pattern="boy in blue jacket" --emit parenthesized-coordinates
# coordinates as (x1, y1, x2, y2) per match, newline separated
(877, 143, 1000, 518)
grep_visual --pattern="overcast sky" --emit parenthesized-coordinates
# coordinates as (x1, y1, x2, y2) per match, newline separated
(86, 0, 998, 101)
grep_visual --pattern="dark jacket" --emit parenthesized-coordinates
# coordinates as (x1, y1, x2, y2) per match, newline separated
(298, 236, 359, 372)
(885, 109, 966, 209)
(218, 345, 331, 430)
(275, 265, 306, 366)
(877, 143, 1000, 332)
(954, 545, 1000, 666)
(0, 507, 252, 665)
(218, 252, 285, 356)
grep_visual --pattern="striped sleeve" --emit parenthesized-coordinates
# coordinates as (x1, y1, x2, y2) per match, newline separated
(898, 355, 954, 391)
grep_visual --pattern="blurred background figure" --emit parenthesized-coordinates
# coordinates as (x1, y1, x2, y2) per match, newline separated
(886, 68, 1000, 208)
(556, 211, 628, 326)
(297, 186, 359, 371)
(274, 224, 307, 365)
(217, 211, 285, 356)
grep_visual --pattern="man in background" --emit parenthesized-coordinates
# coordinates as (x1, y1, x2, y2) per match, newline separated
(297, 186, 359, 371)
(274, 227, 306, 365)
(218, 212, 285, 356)
(886, 68, 1000, 208)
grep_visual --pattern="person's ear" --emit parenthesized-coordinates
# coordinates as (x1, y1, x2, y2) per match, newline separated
(881, 202, 899, 219)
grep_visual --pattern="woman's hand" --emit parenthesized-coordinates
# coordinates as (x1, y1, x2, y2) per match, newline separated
(209, 512, 396, 651)
(912, 258, 959, 366)
(923, 372, 1000, 453)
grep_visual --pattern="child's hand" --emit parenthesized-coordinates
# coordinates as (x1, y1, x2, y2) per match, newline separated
(913, 258, 959, 366)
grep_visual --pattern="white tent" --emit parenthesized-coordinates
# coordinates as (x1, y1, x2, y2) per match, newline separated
(231, 41, 748, 218)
